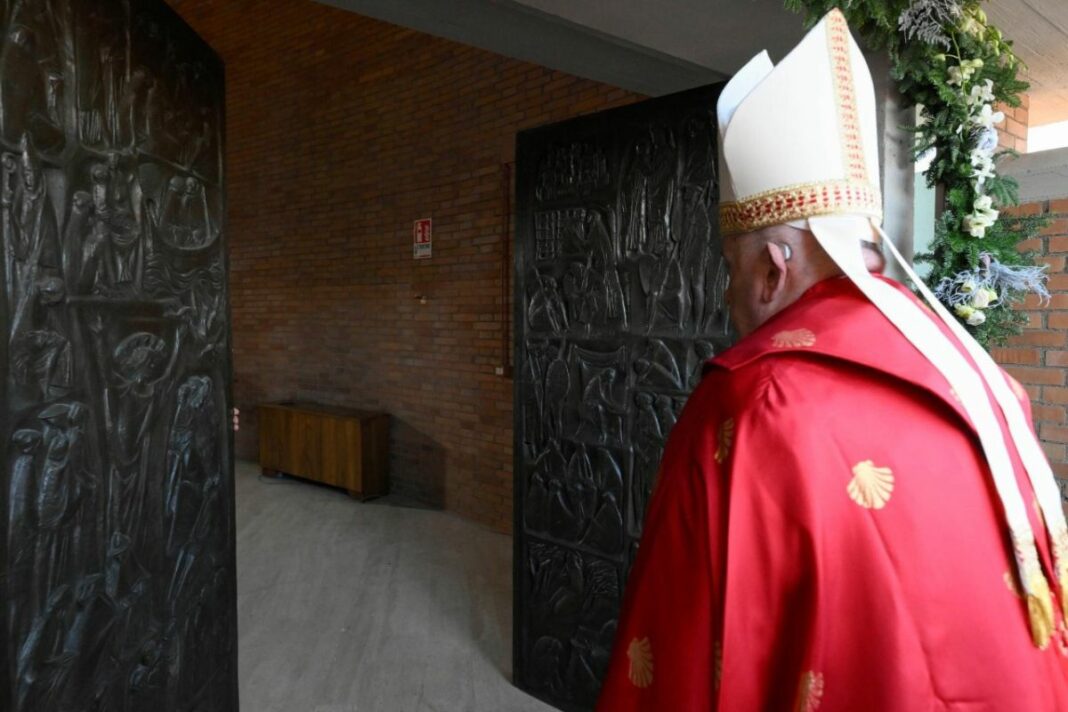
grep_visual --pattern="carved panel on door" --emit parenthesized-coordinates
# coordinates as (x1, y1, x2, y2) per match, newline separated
(515, 86, 727, 711)
(0, 2, 235, 710)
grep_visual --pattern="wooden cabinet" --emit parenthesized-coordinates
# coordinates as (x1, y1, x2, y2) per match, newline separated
(257, 402, 389, 499)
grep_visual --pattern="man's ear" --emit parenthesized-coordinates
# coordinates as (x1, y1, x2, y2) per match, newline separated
(762, 242, 789, 303)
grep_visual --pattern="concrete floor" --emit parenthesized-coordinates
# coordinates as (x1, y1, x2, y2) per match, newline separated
(235, 460, 555, 712)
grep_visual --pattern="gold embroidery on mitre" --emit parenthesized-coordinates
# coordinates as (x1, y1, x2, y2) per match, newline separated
(1014, 530, 1055, 649)
(825, 10, 869, 185)
(627, 637, 653, 689)
(714, 418, 735, 464)
(796, 670, 825, 712)
(847, 460, 894, 510)
(772, 328, 817, 349)
(719, 180, 882, 236)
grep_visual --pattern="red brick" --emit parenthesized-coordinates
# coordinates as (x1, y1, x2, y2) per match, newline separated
(1048, 351, 1068, 367)
(1037, 255, 1066, 272)
(1005, 366, 1064, 386)
(1047, 295, 1068, 310)
(1023, 311, 1044, 329)
(1044, 219, 1068, 237)
(1043, 441, 1066, 462)
(1047, 273, 1068, 292)
(1008, 330, 1064, 348)
(1044, 387, 1068, 404)
(1005, 117, 1027, 141)
(1003, 203, 1042, 217)
(991, 347, 1041, 365)
(1051, 199, 1068, 214)
(1050, 313, 1068, 330)
(1040, 424, 1068, 443)
(1032, 405, 1066, 423)
(1016, 237, 1043, 253)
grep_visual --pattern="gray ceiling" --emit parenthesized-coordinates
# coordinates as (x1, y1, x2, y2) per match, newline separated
(319, 0, 1068, 125)
(987, 0, 1068, 126)
(315, 0, 807, 96)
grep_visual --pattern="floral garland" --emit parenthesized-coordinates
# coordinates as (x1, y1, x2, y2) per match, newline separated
(784, 0, 1048, 346)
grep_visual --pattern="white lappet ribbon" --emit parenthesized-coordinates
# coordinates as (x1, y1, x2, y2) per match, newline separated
(805, 215, 1064, 649)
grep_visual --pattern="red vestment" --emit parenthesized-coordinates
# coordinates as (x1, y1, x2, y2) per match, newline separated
(596, 276, 1068, 711)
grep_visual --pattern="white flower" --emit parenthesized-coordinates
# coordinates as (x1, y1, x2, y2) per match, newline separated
(970, 151, 996, 187)
(955, 303, 987, 325)
(971, 286, 998, 308)
(973, 103, 1005, 130)
(969, 148, 991, 167)
(967, 80, 996, 107)
(964, 194, 999, 238)
(961, 279, 977, 294)
(964, 217, 988, 238)
(948, 65, 965, 86)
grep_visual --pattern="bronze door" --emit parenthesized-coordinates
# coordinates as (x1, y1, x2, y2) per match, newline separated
(0, 1, 236, 709)
(513, 85, 729, 711)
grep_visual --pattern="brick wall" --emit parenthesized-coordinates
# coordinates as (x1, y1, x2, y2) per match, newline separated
(167, 0, 643, 531)
(997, 95, 1029, 153)
(993, 95, 1068, 487)
(993, 199, 1068, 481)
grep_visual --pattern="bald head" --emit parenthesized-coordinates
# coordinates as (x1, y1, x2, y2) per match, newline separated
(722, 223, 885, 336)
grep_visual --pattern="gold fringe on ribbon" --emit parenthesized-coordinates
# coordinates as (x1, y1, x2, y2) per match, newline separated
(1054, 527, 1068, 622)
(1027, 572, 1055, 650)
(1060, 572, 1068, 623)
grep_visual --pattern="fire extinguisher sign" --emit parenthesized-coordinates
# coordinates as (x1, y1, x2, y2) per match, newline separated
(413, 218, 432, 260)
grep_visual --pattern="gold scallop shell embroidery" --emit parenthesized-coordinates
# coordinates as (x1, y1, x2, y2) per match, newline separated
(714, 418, 735, 465)
(627, 637, 653, 689)
(772, 328, 816, 349)
(847, 461, 894, 510)
(797, 670, 825, 712)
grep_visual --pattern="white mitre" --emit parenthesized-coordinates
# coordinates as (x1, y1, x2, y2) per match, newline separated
(717, 8, 1068, 651)
(717, 10, 880, 238)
